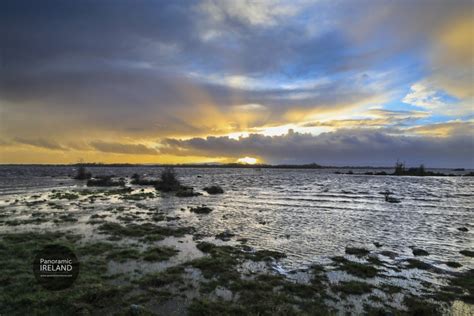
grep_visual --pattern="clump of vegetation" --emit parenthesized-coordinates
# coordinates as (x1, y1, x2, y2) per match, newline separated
(142, 246, 179, 261)
(183, 242, 328, 315)
(449, 269, 474, 303)
(120, 192, 155, 200)
(176, 187, 202, 197)
(106, 248, 141, 262)
(392, 160, 446, 177)
(97, 222, 194, 240)
(215, 230, 235, 241)
(445, 261, 462, 268)
(190, 206, 213, 214)
(379, 250, 398, 258)
(155, 167, 182, 192)
(49, 192, 79, 200)
(403, 296, 441, 315)
(152, 168, 202, 197)
(251, 249, 287, 261)
(87, 176, 125, 187)
(332, 281, 374, 295)
(131, 174, 160, 186)
(73, 165, 92, 180)
(137, 266, 185, 289)
(405, 259, 433, 270)
(53, 214, 78, 223)
(203, 186, 224, 194)
(345, 247, 370, 256)
(380, 283, 403, 295)
(412, 248, 429, 256)
(460, 250, 474, 257)
(331, 256, 378, 278)
(343, 262, 378, 278)
(394, 160, 407, 176)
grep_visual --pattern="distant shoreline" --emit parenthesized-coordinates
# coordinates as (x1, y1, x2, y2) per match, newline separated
(0, 163, 471, 171)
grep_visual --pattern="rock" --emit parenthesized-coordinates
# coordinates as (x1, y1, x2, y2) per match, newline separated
(457, 227, 469, 232)
(412, 248, 429, 256)
(203, 185, 224, 194)
(373, 242, 383, 248)
(190, 206, 213, 214)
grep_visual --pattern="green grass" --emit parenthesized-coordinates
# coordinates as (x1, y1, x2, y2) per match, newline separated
(331, 257, 378, 278)
(0, 231, 130, 315)
(142, 246, 179, 261)
(49, 192, 79, 200)
(97, 222, 194, 240)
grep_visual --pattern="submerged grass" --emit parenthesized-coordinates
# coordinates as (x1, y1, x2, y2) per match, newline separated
(331, 256, 378, 278)
(332, 281, 374, 295)
(0, 231, 130, 315)
(97, 222, 194, 241)
(142, 246, 179, 261)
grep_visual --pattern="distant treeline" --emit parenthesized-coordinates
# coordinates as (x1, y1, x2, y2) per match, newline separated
(69, 162, 325, 169)
(336, 161, 474, 177)
(1, 162, 472, 174)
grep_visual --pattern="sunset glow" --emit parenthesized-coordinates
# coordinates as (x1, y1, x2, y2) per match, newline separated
(236, 157, 258, 165)
(0, 1, 472, 167)
(1, 2, 473, 314)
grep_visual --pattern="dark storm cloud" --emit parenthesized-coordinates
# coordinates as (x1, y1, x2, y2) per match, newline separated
(161, 129, 474, 168)
(0, 0, 472, 165)
(0, 0, 391, 115)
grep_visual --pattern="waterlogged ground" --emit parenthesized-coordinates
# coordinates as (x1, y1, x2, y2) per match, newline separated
(0, 166, 473, 315)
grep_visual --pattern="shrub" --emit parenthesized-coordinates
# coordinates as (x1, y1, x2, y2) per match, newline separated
(155, 167, 182, 191)
(203, 186, 224, 194)
(73, 166, 92, 180)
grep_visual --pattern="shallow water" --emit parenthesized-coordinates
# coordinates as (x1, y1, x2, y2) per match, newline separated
(1, 165, 473, 314)
(0, 165, 472, 272)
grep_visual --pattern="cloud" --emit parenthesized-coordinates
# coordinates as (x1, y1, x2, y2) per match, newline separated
(161, 128, 474, 167)
(90, 141, 158, 155)
(0, 0, 472, 164)
(406, 121, 474, 137)
(13, 138, 67, 151)
(198, 0, 306, 28)
(302, 109, 430, 130)
(402, 82, 447, 109)
(430, 14, 474, 100)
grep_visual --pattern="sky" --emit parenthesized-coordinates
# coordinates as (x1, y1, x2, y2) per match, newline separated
(0, 0, 473, 167)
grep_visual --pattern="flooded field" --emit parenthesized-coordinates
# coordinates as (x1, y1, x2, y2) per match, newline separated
(0, 165, 473, 315)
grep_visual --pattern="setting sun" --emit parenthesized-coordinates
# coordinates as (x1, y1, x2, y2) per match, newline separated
(236, 156, 258, 164)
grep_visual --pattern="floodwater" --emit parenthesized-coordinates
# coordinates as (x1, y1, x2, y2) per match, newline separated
(1, 166, 472, 270)
(0, 165, 473, 314)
